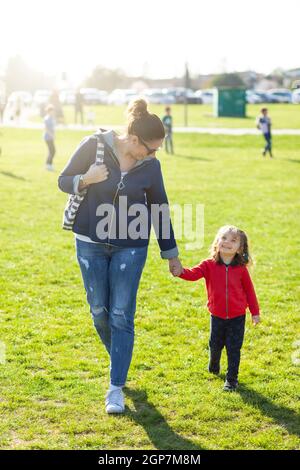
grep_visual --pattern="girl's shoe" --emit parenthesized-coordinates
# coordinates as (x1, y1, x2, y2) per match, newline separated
(105, 388, 125, 414)
(223, 380, 238, 392)
(208, 358, 220, 375)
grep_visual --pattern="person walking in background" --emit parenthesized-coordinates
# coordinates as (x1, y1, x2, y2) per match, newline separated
(0, 94, 6, 123)
(14, 96, 23, 125)
(74, 89, 84, 125)
(86, 108, 95, 126)
(49, 89, 65, 124)
(256, 108, 273, 158)
(44, 105, 56, 171)
(162, 106, 174, 154)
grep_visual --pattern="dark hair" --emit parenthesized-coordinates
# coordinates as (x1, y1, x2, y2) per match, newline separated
(261, 107, 268, 113)
(126, 99, 165, 141)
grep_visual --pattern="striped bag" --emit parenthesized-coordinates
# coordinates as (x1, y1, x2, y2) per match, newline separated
(62, 134, 105, 230)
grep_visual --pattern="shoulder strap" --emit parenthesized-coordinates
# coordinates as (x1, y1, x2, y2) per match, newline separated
(92, 132, 105, 166)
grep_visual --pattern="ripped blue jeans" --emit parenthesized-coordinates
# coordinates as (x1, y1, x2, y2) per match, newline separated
(76, 239, 148, 387)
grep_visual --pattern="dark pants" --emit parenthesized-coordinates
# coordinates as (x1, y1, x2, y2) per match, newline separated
(209, 315, 245, 384)
(45, 139, 56, 165)
(75, 107, 84, 124)
(165, 133, 174, 154)
(263, 132, 272, 156)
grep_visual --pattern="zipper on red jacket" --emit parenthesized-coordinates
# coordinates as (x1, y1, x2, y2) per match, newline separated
(225, 265, 229, 319)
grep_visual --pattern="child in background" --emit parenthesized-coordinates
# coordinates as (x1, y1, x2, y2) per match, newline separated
(173, 225, 260, 391)
(256, 108, 273, 158)
(44, 104, 56, 171)
(162, 106, 174, 154)
(87, 108, 96, 126)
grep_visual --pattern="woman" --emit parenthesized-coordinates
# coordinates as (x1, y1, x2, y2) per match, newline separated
(58, 99, 182, 413)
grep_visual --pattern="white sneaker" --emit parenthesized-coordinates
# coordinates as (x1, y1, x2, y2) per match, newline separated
(46, 164, 54, 171)
(105, 388, 125, 414)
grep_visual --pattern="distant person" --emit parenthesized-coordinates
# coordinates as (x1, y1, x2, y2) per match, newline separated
(74, 90, 84, 125)
(44, 105, 56, 171)
(0, 94, 6, 123)
(256, 108, 273, 158)
(86, 108, 95, 126)
(14, 96, 23, 125)
(162, 106, 174, 154)
(49, 90, 64, 124)
(39, 102, 46, 119)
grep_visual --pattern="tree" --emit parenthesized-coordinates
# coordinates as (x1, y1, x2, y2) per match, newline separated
(5, 55, 55, 94)
(83, 66, 129, 91)
(211, 73, 245, 88)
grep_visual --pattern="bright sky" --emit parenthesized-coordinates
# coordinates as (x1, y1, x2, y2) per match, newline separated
(1, 0, 299, 84)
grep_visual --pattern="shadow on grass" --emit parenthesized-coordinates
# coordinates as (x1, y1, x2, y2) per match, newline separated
(124, 388, 203, 450)
(0, 171, 28, 181)
(171, 153, 212, 162)
(280, 158, 300, 164)
(237, 384, 300, 438)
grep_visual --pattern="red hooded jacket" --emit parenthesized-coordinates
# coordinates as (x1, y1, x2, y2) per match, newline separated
(179, 258, 259, 319)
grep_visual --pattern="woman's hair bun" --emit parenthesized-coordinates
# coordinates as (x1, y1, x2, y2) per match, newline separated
(127, 98, 148, 119)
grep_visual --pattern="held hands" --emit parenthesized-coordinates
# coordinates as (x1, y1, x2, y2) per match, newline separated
(169, 257, 183, 277)
(252, 315, 260, 326)
(83, 163, 109, 185)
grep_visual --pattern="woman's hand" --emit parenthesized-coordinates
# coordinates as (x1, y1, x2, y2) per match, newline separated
(169, 257, 183, 277)
(252, 315, 260, 326)
(83, 163, 109, 186)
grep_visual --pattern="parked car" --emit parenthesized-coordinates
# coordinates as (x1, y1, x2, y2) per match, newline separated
(59, 89, 76, 105)
(141, 89, 175, 105)
(252, 90, 278, 103)
(266, 89, 292, 103)
(7, 90, 33, 107)
(107, 89, 139, 105)
(195, 89, 215, 104)
(163, 87, 202, 104)
(292, 89, 300, 104)
(246, 90, 264, 104)
(80, 88, 108, 105)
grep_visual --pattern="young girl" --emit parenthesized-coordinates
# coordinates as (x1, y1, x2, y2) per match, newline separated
(173, 225, 260, 391)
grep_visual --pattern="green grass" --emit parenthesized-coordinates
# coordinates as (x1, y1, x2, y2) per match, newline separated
(0, 127, 299, 450)
(31, 103, 300, 129)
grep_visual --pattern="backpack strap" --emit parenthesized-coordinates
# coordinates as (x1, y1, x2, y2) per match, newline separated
(62, 132, 106, 231)
(92, 132, 105, 165)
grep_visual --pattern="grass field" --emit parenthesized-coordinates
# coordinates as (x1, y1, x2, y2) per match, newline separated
(31, 103, 300, 129)
(0, 127, 299, 450)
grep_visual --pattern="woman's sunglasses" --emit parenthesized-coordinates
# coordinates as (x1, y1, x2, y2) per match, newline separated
(139, 136, 161, 156)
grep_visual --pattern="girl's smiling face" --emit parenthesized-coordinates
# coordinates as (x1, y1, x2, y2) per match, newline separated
(218, 231, 241, 258)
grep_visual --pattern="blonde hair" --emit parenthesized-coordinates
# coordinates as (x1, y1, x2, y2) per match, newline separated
(126, 99, 165, 141)
(210, 225, 252, 266)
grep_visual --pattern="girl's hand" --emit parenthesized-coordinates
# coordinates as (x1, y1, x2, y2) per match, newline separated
(252, 315, 260, 326)
(169, 257, 183, 277)
(83, 163, 109, 185)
